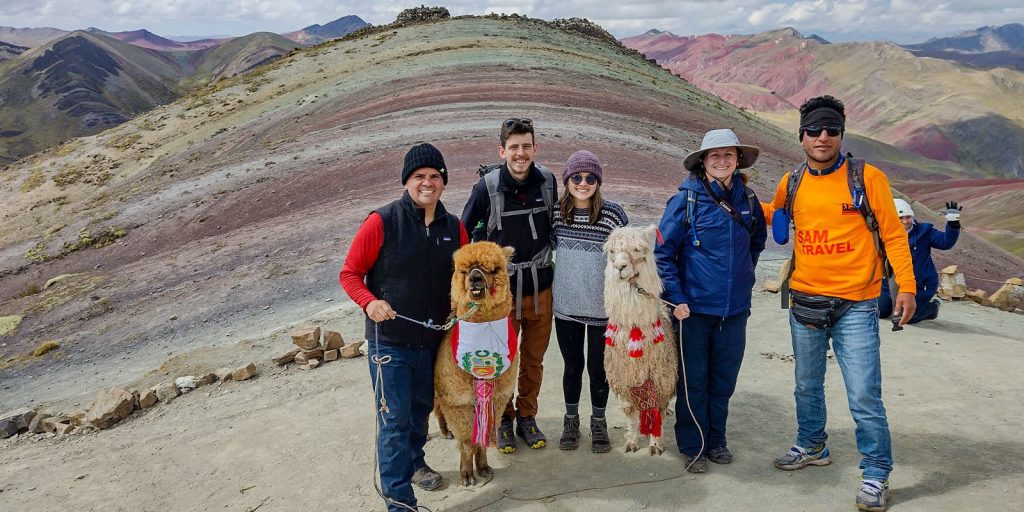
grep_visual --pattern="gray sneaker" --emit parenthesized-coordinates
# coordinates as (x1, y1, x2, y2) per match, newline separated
(411, 464, 443, 491)
(590, 416, 611, 453)
(516, 415, 547, 449)
(773, 443, 831, 470)
(856, 479, 891, 511)
(559, 414, 580, 450)
(498, 415, 516, 454)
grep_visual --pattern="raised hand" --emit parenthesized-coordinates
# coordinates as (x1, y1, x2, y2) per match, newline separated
(944, 201, 962, 223)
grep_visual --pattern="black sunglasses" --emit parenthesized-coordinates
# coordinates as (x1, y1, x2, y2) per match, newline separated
(503, 118, 533, 128)
(803, 125, 843, 138)
(569, 174, 598, 185)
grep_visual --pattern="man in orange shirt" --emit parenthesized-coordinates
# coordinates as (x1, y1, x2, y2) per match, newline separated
(769, 96, 916, 512)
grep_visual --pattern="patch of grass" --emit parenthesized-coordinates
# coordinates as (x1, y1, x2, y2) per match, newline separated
(54, 140, 82, 157)
(106, 133, 141, 150)
(61, 226, 128, 255)
(53, 164, 85, 188)
(20, 167, 46, 192)
(31, 340, 59, 357)
(23, 275, 106, 316)
(17, 284, 41, 298)
(0, 315, 22, 336)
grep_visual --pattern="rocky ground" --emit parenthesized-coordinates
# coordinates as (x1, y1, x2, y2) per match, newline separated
(1, 287, 1022, 512)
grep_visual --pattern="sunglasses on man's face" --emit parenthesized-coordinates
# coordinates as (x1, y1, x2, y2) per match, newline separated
(569, 174, 598, 185)
(503, 118, 533, 128)
(803, 125, 843, 138)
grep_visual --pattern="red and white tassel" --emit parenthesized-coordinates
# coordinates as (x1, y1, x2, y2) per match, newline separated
(628, 326, 644, 358)
(604, 323, 618, 347)
(653, 318, 665, 344)
(472, 379, 495, 447)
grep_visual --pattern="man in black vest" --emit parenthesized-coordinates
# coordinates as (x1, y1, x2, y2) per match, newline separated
(462, 118, 557, 452)
(341, 143, 468, 512)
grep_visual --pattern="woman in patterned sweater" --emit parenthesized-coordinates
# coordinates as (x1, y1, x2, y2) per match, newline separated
(551, 150, 629, 453)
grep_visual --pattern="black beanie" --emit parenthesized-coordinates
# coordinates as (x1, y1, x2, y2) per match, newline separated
(402, 143, 448, 185)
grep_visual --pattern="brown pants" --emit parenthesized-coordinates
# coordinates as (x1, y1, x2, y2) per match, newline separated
(503, 287, 553, 418)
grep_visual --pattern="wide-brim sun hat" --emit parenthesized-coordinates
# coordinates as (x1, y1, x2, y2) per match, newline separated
(683, 129, 760, 173)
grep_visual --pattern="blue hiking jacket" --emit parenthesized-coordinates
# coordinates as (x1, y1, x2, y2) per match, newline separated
(655, 175, 767, 317)
(881, 220, 959, 300)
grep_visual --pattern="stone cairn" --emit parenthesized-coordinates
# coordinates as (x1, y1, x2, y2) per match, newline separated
(1, 362, 258, 439)
(274, 326, 365, 370)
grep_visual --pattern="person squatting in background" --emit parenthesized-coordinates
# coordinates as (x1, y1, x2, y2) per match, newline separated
(340, 144, 468, 512)
(550, 150, 629, 454)
(655, 129, 767, 473)
(878, 198, 962, 323)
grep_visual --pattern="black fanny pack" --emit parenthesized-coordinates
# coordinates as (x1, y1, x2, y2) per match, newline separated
(790, 290, 855, 329)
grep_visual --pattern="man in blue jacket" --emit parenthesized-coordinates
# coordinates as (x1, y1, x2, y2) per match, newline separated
(879, 198, 961, 323)
(655, 129, 767, 473)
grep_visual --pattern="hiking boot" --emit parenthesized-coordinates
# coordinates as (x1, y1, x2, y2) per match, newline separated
(590, 416, 611, 453)
(708, 445, 733, 464)
(516, 415, 546, 449)
(856, 479, 891, 511)
(684, 454, 708, 473)
(773, 443, 831, 470)
(411, 464, 444, 491)
(929, 295, 942, 320)
(559, 414, 581, 450)
(497, 415, 516, 453)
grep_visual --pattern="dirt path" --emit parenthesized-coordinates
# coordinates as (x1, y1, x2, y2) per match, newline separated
(2, 293, 1022, 512)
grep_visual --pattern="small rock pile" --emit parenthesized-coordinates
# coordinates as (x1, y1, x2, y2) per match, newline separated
(396, 6, 451, 24)
(274, 326, 365, 370)
(0, 361, 258, 438)
(549, 17, 621, 48)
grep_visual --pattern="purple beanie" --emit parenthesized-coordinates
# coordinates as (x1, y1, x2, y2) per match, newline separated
(562, 150, 603, 184)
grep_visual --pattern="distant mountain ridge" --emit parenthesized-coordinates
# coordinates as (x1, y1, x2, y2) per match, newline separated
(622, 25, 1024, 179)
(903, 23, 1024, 71)
(0, 16, 366, 165)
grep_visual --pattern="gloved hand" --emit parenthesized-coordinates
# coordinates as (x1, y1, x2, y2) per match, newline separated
(944, 201, 962, 223)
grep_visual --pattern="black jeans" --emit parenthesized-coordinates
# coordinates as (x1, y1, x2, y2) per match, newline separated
(554, 317, 609, 411)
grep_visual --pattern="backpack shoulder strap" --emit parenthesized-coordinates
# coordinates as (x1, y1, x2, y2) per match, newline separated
(780, 165, 805, 309)
(744, 185, 758, 231)
(682, 189, 700, 247)
(536, 164, 556, 222)
(484, 169, 503, 237)
(846, 157, 895, 285)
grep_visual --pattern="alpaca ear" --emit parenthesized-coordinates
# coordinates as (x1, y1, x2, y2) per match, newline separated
(643, 225, 658, 247)
(502, 246, 515, 262)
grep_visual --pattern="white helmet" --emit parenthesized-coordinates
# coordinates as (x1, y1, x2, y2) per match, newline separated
(894, 198, 915, 218)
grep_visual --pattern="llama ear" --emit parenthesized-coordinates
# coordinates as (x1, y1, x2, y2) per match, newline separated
(643, 225, 658, 246)
(502, 246, 515, 262)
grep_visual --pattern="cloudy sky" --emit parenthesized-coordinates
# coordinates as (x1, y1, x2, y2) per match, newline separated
(2, 1, 1022, 43)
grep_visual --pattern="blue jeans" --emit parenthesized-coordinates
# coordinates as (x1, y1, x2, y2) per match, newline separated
(367, 341, 436, 512)
(790, 298, 893, 481)
(674, 311, 748, 456)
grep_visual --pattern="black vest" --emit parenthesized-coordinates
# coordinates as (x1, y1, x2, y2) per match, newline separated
(365, 192, 460, 347)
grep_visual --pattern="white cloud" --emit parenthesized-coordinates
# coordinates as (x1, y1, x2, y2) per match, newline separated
(0, 0, 1021, 44)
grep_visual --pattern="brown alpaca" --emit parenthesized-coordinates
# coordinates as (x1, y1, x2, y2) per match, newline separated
(603, 225, 678, 455)
(434, 241, 517, 486)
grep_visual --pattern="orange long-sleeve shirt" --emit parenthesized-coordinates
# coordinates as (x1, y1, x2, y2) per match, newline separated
(771, 161, 916, 300)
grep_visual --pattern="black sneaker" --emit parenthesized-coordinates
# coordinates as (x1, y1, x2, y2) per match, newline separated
(498, 415, 516, 453)
(516, 414, 547, 449)
(411, 464, 444, 491)
(684, 454, 708, 473)
(708, 446, 733, 464)
(559, 414, 580, 450)
(590, 417, 611, 453)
